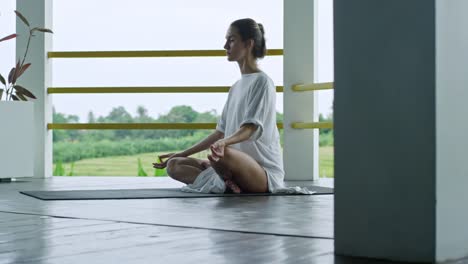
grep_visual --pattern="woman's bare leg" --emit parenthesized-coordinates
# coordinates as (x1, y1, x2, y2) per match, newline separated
(207, 156, 241, 193)
(166, 157, 210, 184)
(208, 147, 268, 193)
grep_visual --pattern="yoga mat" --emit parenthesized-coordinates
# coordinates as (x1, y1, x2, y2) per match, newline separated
(20, 186, 333, 200)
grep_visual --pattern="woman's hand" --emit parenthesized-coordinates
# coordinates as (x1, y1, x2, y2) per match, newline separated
(152, 152, 185, 169)
(209, 140, 226, 162)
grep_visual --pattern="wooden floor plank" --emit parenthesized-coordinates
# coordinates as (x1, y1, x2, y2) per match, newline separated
(0, 212, 333, 264)
(0, 177, 334, 238)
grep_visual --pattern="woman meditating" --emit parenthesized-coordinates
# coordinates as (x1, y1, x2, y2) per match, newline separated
(153, 18, 284, 193)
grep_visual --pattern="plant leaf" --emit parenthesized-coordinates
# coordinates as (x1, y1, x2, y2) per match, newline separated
(16, 92, 28, 101)
(14, 10, 30, 27)
(0, 89, 3, 100)
(11, 94, 20, 101)
(7, 68, 16, 84)
(0, 73, 5, 85)
(0, 34, 17, 43)
(16, 63, 31, 80)
(12, 60, 21, 84)
(14, 85, 36, 99)
(31, 27, 53, 34)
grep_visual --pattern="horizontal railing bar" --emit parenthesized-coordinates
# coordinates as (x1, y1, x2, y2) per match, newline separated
(48, 49, 284, 58)
(291, 122, 334, 129)
(47, 86, 284, 94)
(48, 123, 285, 130)
(292, 82, 334, 92)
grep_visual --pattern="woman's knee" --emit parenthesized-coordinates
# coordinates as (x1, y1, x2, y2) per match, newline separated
(166, 157, 183, 177)
(223, 146, 235, 158)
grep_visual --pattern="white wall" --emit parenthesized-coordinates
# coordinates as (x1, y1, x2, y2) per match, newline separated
(436, 0, 468, 261)
(0, 1, 16, 84)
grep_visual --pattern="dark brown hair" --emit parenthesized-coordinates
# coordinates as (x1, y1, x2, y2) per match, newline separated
(230, 18, 267, 59)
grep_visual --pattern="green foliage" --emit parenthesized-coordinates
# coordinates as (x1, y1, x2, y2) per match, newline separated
(67, 162, 75, 176)
(51, 105, 336, 177)
(137, 158, 148, 176)
(53, 107, 82, 142)
(319, 146, 334, 178)
(54, 147, 334, 177)
(0, 10, 53, 101)
(53, 160, 65, 176)
(87, 111, 96, 123)
(53, 105, 219, 143)
(54, 160, 76, 176)
(53, 131, 209, 163)
(154, 168, 167, 177)
(194, 110, 218, 123)
(52, 105, 332, 163)
(157, 105, 200, 138)
(106, 106, 133, 123)
(319, 132, 334, 147)
(276, 111, 283, 122)
(166, 105, 198, 123)
(55, 152, 174, 176)
(319, 113, 333, 135)
(318, 113, 334, 146)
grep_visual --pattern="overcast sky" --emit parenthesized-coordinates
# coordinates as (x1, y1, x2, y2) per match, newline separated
(1, 0, 334, 122)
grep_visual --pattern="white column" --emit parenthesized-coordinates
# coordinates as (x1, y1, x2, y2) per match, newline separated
(16, 0, 53, 178)
(436, 0, 468, 261)
(334, 0, 468, 262)
(283, 0, 319, 181)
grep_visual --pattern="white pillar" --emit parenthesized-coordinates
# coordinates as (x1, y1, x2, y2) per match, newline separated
(284, 0, 319, 181)
(334, 0, 468, 262)
(436, 0, 468, 261)
(16, 0, 53, 178)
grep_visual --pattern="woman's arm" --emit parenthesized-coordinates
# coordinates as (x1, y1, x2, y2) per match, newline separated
(153, 130, 225, 169)
(209, 124, 257, 160)
(219, 124, 257, 146)
(180, 130, 225, 156)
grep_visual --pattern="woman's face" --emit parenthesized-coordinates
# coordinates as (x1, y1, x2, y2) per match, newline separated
(224, 26, 249, 62)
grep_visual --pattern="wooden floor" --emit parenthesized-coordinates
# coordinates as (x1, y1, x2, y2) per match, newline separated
(0, 177, 446, 264)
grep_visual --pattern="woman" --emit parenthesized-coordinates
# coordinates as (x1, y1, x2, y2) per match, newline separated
(153, 18, 284, 193)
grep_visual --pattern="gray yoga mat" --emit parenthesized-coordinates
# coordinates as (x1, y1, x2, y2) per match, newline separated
(20, 186, 333, 200)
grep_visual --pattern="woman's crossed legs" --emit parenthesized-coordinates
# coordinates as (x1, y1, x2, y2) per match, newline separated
(166, 147, 268, 193)
(166, 157, 209, 185)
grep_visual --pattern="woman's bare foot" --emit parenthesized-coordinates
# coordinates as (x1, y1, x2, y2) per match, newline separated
(207, 154, 242, 193)
(201, 160, 211, 170)
(225, 179, 242, 194)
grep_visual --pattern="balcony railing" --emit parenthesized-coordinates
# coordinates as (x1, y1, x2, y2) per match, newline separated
(47, 49, 333, 130)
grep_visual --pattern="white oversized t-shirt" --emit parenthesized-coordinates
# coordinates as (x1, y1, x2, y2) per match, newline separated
(216, 71, 285, 192)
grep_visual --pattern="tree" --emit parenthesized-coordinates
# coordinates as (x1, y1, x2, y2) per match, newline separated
(165, 105, 198, 123)
(136, 105, 148, 119)
(276, 112, 283, 122)
(133, 106, 158, 139)
(319, 113, 333, 135)
(158, 106, 199, 137)
(52, 105, 222, 142)
(135, 105, 154, 123)
(106, 106, 133, 123)
(194, 109, 218, 123)
(52, 107, 82, 142)
(87, 111, 96, 123)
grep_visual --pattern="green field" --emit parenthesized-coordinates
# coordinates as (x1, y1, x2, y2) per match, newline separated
(57, 147, 334, 178)
(319, 146, 334, 178)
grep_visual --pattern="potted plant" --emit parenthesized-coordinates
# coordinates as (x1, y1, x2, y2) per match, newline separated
(0, 10, 52, 180)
